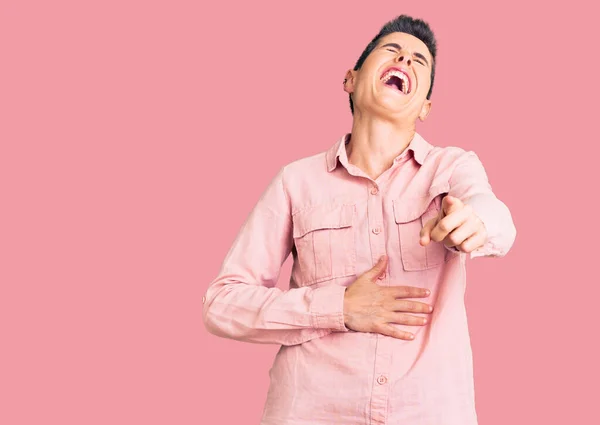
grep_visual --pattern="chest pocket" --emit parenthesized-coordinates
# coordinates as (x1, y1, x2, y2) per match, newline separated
(393, 184, 456, 271)
(292, 203, 356, 286)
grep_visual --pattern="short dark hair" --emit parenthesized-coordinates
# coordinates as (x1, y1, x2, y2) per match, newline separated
(349, 15, 438, 114)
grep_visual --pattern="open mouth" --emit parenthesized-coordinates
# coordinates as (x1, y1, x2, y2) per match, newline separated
(380, 68, 411, 94)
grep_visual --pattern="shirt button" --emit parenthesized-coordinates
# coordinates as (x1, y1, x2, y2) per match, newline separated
(370, 187, 379, 195)
(372, 227, 381, 235)
(377, 375, 388, 385)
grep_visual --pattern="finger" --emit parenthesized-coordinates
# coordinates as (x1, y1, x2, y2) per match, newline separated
(430, 205, 472, 243)
(391, 300, 434, 314)
(365, 255, 388, 280)
(459, 230, 487, 253)
(389, 286, 431, 299)
(386, 312, 429, 326)
(419, 216, 437, 246)
(442, 195, 464, 216)
(375, 323, 415, 340)
(443, 216, 480, 248)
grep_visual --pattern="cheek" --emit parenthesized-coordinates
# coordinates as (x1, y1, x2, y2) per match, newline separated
(359, 76, 383, 101)
(419, 70, 432, 92)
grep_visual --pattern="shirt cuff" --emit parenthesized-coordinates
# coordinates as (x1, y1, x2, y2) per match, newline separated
(464, 194, 515, 258)
(310, 284, 349, 332)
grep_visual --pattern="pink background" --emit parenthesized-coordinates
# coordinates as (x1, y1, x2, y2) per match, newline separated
(1, 0, 598, 424)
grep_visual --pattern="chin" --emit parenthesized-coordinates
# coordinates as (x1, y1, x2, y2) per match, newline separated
(375, 98, 409, 115)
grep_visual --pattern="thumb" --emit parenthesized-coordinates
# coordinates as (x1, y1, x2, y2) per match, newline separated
(420, 216, 437, 246)
(367, 255, 388, 280)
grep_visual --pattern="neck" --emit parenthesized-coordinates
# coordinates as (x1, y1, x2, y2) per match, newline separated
(346, 110, 416, 180)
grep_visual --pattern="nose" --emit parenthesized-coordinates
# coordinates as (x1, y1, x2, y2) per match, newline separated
(395, 54, 412, 66)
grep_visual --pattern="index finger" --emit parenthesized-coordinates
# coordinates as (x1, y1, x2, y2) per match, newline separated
(431, 205, 471, 242)
(388, 286, 431, 299)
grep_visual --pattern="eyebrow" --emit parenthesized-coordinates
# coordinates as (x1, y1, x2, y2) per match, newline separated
(380, 43, 430, 67)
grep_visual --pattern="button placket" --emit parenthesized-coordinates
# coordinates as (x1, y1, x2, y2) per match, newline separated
(365, 178, 392, 425)
(366, 181, 386, 275)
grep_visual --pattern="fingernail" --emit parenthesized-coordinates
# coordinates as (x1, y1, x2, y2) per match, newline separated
(425, 289, 431, 295)
(409, 334, 415, 339)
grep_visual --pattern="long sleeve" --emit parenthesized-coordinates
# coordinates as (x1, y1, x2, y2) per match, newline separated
(202, 166, 348, 346)
(447, 150, 517, 259)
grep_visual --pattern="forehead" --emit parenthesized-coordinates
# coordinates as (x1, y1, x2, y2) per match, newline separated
(376, 32, 432, 62)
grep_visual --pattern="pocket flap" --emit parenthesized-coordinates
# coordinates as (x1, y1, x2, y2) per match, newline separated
(293, 203, 354, 238)
(393, 183, 449, 223)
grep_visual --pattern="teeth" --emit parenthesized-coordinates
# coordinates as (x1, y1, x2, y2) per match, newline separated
(381, 70, 410, 94)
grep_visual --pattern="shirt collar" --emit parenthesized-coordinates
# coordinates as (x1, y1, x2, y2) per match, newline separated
(325, 132, 432, 172)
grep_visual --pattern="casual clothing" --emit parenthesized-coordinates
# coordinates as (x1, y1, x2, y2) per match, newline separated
(203, 132, 517, 425)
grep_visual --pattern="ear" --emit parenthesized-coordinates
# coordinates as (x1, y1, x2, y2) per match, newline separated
(343, 69, 356, 95)
(418, 99, 432, 122)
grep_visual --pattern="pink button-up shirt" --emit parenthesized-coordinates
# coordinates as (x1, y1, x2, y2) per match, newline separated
(203, 132, 517, 425)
